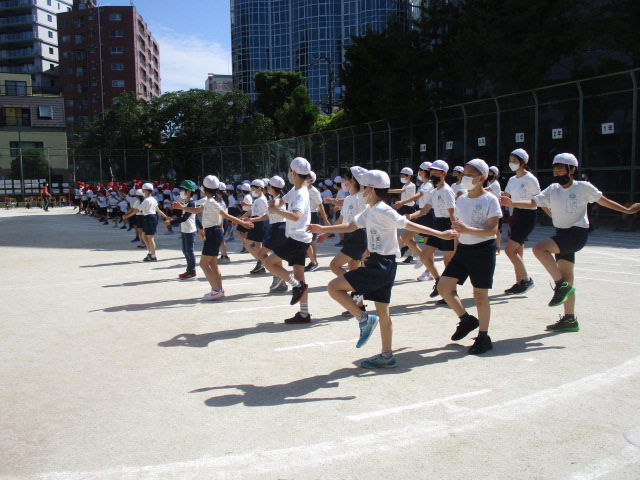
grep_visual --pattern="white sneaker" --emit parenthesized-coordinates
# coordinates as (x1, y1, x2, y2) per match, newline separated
(202, 289, 225, 301)
(414, 258, 424, 269)
(417, 270, 434, 282)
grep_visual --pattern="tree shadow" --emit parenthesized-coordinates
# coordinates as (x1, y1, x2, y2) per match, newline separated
(80, 257, 183, 268)
(91, 297, 202, 312)
(103, 278, 178, 288)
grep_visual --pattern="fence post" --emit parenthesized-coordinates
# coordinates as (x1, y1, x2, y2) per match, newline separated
(46, 148, 51, 185)
(433, 109, 439, 159)
(493, 97, 500, 164)
(532, 90, 539, 169)
(387, 122, 392, 166)
(367, 123, 373, 168)
(631, 70, 637, 202)
(461, 105, 467, 163)
(334, 130, 340, 168)
(577, 80, 584, 161)
(19, 147, 24, 196)
(98, 149, 103, 184)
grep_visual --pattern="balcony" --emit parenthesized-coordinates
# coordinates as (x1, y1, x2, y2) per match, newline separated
(0, 31, 35, 44)
(0, 117, 31, 127)
(0, 0, 35, 11)
(0, 63, 38, 73)
(0, 47, 35, 59)
(0, 13, 35, 26)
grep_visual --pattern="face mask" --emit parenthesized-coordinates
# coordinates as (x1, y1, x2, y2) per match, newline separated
(400, 176, 407, 183)
(460, 176, 476, 190)
(554, 173, 571, 185)
(179, 191, 187, 200)
(430, 175, 441, 185)
(287, 172, 295, 184)
(509, 162, 520, 172)
(417, 173, 424, 182)
(251, 190, 259, 198)
(488, 175, 495, 182)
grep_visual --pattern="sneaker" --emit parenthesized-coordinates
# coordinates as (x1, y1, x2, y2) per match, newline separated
(429, 279, 440, 298)
(284, 312, 312, 324)
(451, 315, 480, 341)
(120, 225, 127, 229)
(402, 256, 415, 264)
(304, 262, 319, 272)
(414, 258, 423, 269)
(468, 335, 493, 354)
(227, 236, 235, 242)
(137, 244, 147, 249)
(417, 270, 434, 282)
(342, 304, 366, 318)
(164, 230, 174, 235)
(127, 226, 133, 231)
(143, 255, 157, 262)
(361, 354, 397, 369)
(400, 246, 409, 257)
(250, 261, 263, 274)
(218, 255, 231, 264)
(202, 289, 225, 301)
(356, 314, 379, 348)
(290, 282, 308, 305)
(130, 237, 140, 243)
(548, 281, 576, 307)
(272, 284, 288, 293)
(269, 277, 282, 291)
(179, 271, 196, 280)
(240, 247, 248, 254)
(546, 315, 579, 332)
(251, 267, 266, 274)
(435, 298, 448, 306)
(504, 278, 535, 295)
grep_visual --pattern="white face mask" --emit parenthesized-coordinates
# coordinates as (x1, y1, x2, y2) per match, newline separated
(460, 176, 476, 190)
(287, 172, 295, 184)
(418, 173, 424, 181)
(179, 191, 187, 200)
(400, 176, 407, 183)
(251, 190, 259, 198)
(509, 162, 520, 172)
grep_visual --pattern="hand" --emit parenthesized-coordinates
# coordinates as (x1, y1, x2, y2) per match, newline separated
(499, 195, 512, 207)
(306, 224, 324, 234)
(162, 220, 170, 226)
(197, 229, 205, 241)
(242, 220, 254, 229)
(171, 201, 185, 210)
(452, 219, 469, 234)
(393, 203, 402, 210)
(440, 229, 459, 240)
(267, 199, 275, 208)
(405, 214, 412, 221)
(316, 232, 328, 243)
(628, 203, 640, 214)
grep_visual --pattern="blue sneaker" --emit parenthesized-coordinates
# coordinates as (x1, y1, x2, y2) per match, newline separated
(130, 237, 140, 243)
(356, 314, 378, 348)
(361, 354, 397, 369)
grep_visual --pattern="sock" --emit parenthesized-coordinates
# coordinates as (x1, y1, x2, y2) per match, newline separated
(563, 314, 575, 320)
(523, 276, 530, 282)
(555, 278, 565, 287)
(478, 331, 488, 337)
(357, 312, 368, 324)
(150, 255, 156, 259)
(299, 302, 309, 317)
(459, 312, 471, 323)
(381, 350, 392, 359)
(286, 276, 301, 288)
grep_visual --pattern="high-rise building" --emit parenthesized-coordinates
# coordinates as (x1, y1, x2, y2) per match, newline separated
(230, 0, 416, 112)
(57, 0, 160, 132)
(205, 73, 232, 94)
(0, 0, 74, 94)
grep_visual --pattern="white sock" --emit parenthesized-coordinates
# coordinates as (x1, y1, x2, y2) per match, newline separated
(286, 276, 301, 288)
(299, 302, 309, 317)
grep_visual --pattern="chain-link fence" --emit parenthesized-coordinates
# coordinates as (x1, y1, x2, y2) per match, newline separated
(1, 68, 638, 204)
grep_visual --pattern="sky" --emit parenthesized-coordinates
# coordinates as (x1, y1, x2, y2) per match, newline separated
(100, 0, 232, 93)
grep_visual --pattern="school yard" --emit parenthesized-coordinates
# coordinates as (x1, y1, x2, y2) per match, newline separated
(1, 207, 639, 480)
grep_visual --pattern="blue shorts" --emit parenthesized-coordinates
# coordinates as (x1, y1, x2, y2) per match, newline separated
(310, 212, 320, 240)
(264, 222, 286, 252)
(426, 217, 455, 251)
(343, 253, 397, 304)
(247, 220, 266, 242)
(129, 215, 137, 227)
(273, 237, 310, 267)
(442, 239, 496, 289)
(510, 209, 537, 245)
(397, 205, 415, 216)
(202, 226, 223, 257)
(142, 214, 158, 236)
(413, 209, 435, 236)
(340, 228, 367, 261)
(552, 226, 589, 264)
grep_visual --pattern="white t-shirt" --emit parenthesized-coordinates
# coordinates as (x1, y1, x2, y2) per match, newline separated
(354, 201, 408, 257)
(74, 188, 82, 199)
(341, 192, 366, 224)
(282, 186, 312, 243)
(400, 182, 417, 206)
(118, 200, 129, 213)
(451, 182, 467, 197)
(320, 189, 334, 202)
(177, 200, 198, 234)
(132, 198, 143, 216)
(417, 180, 434, 208)
(241, 193, 252, 212)
(251, 195, 268, 218)
(505, 172, 540, 210)
(268, 196, 286, 224)
(454, 192, 503, 245)
(308, 186, 323, 213)
(426, 184, 456, 218)
(97, 196, 107, 208)
(139, 196, 158, 216)
(534, 181, 602, 229)
(197, 196, 224, 228)
(488, 180, 501, 199)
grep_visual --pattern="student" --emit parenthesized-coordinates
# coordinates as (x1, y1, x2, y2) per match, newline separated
(437, 159, 502, 355)
(216, 184, 232, 264)
(117, 194, 129, 230)
(487, 166, 503, 254)
(236, 183, 253, 252)
(304, 171, 330, 272)
(308, 169, 457, 368)
(500, 153, 640, 332)
(503, 149, 540, 294)
(263, 157, 313, 323)
(164, 180, 198, 279)
(389, 167, 417, 216)
(406, 160, 456, 300)
(245, 179, 269, 274)
(450, 166, 467, 199)
(162, 190, 174, 235)
(138, 183, 159, 261)
(172, 175, 253, 300)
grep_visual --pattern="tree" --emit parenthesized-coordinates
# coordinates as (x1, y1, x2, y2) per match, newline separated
(11, 148, 49, 180)
(238, 113, 276, 145)
(275, 85, 320, 138)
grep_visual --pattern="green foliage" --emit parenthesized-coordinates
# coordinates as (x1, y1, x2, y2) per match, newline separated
(312, 110, 350, 133)
(253, 71, 307, 120)
(238, 113, 276, 145)
(10, 148, 49, 180)
(275, 85, 320, 138)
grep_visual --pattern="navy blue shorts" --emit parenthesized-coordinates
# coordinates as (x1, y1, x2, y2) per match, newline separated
(552, 226, 589, 264)
(129, 215, 137, 227)
(202, 226, 223, 257)
(343, 253, 397, 304)
(273, 237, 310, 267)
(413, 209, 435, 237)
(442, 239, 496, 289)
(247, 220, 266, 242)
(509, 209, 537, 245)
(426, 217, 455, 251)
(142, 214, 158, 236)
(397, 205, 415, 216)
(264, 222, 286, 251)
(340, 228, 367, 261)
(310, 212, 320, 240)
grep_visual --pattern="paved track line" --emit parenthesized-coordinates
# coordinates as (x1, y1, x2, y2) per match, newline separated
(37, 356, 640, 479)
(347, 389, 492, 421)
(571, 445, 640, 479)
(275, 339, 358, 351)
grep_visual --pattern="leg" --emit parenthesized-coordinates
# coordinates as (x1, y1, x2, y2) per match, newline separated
(532, 238, 562, 281)
(327, 276, 362, 318)
(263, 253, 289, 282)
(184, 233, 196, 272)
(505, 239, 528, 282)
(558, 259, 575, 316)
(200, 255, 222, 290)
(419, 245, 438, 278)
(401, 230, 422, 257)
(146, 235, 156, 257)
(308, 241, 318, 265)
(375, 302, 392, 351)
(474, 288, 490, 332)
(442, 250, 455, 267)
(329, 252, 353, 277)
(292, 264, 307, 303)
(437, 276, 465, 316)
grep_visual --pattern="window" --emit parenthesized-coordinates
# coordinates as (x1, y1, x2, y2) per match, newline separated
(47, 0, 52, 5)
(66, 116, 74, 124)
(49, 63, 55, 70)
(109, 13, 122, 21)
(110, 30, 123, 38)
(111, 63, 124, 71)
(77, 100, 88, 110)
(38, 106, 53, 119)
(3, 108, 30, 128)
(74, 34, 85, 45)
(62, 19, 69, 26)
(5, 80, 27, 96)
(62, 35, 71, 43)
(49, 47, 54, 54)
(78, 116, 89, 126)
(62, 51, 72, 58)
(110, 46, 124, 54)
(64, 83, 73, 91)
(47, 15, 53, 22)
(48, 31, 53, 39)
(65, 100, 74, 107)
(63, 67, 72, 74)
(112, 80, 125, 87)
(10, 141, 43, 156)
(75, 51, 85, 60)
(112, 98, 121, 105)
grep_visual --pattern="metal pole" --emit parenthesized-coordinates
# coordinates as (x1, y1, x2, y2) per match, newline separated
(461, 105, 467, 163)
(532, 90, 539, 169)
(334, 130, 340, 168)
(493, 97, 501, 164)
(99, 149, 103, 184)
(630, 71, 637, 202)
(46, 147, 51, 185)
(367, 123, 374, 168)
(387, 122, 392, 167)
(577, 81, 584, 161)
(146, 148, 150, 180)
(433, 109, 439, 159)
(19, 147, 24, 196)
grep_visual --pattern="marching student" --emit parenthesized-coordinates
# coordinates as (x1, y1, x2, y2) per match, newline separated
(501, 153, 640, 332)
(172, 175, 253, 301)
(263, 157, 313, 323)
(216, 184, 232, 264)
(164, 180, 198, 279)
(138, 183, 159, 261)
(487, 166, 503, 254)
(236, 183, 253, 252)
(437, 159, 502, 355)
(308, 169, 457, 368)
(389, 167, 417, 215)
(450, 166, 467, 199)
(117, 194, 129, 230)
(304, 171, 330, 272)
(502, 148, 540, 294)
(245, 179, 269, 274)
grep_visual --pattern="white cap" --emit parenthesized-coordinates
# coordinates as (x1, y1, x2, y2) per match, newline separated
(269, 175, 286, 189)
(241, 183, 251, 192)
(141, 182, 154, 191)
(251, 179, 265, 188)
(202, 175, 220, 190)
(129, 188, 136, 196)
(360, 170, 391, 189)
(430, 160, 449, 172)
(290, 157, 311, 175)
(466, 158, 489, 177)
(511, 148, 529, 164)
(333, 175, 342, 184)
(324, 179, 333, 187)
(309, 171, 317, 182)
(262, 178, 270, 186)
(400, 167, 413, 176)
(163, 189, 171, 195)
(243, 179, 250, 184)
(453, 166, 464, 173)
(419, 161, 432, 170)
(218, 182, 226, 190)
(350, 166, 368, 183)
(489, 166, 499, 175)
(136, 189, 144, 196)
(553, 153, 579, 167)
(226, 184, 234, 191)
(172, 188, 179, 193)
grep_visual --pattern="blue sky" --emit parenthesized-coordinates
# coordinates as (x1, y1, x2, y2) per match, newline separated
(100, 0, 232, 93)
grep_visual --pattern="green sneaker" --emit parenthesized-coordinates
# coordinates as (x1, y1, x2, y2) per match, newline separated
(548, 281, 576, 307)
(546, 315, 579, 332)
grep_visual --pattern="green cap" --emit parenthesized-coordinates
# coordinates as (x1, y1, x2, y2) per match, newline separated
(179, 180, 196, 192)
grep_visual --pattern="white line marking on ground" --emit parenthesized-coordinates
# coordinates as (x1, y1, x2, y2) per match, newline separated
(571, 445, 640, 480)
(225, 304, 291, 313)
(347, 389, 492, 421)
(275, 339, 358, 351)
